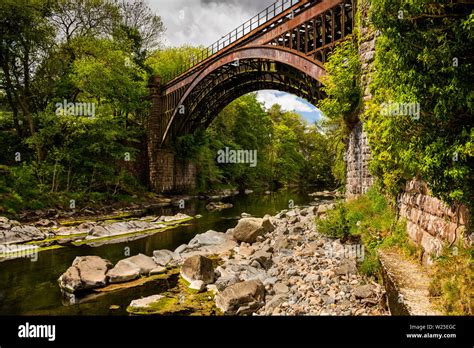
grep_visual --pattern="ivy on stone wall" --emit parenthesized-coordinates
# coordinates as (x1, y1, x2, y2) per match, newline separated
(364, 0, 474, 209)
(318, 37, 362, 185)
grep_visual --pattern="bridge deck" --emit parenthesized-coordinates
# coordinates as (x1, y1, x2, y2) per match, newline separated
(163, 0, 316, 86)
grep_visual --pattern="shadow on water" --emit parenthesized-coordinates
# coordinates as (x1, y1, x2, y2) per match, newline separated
(0, 188, 313, 315)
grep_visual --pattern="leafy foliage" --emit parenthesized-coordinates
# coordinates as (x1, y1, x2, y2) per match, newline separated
(429, 244, 473, 315)
(316, 187, 416, 277)
(147, 45, 204, 82)
(173, 94, 336, 192)
(318, 37, 362, 185)
(0, 0, 162, 212)
(366, 0, 474, 207)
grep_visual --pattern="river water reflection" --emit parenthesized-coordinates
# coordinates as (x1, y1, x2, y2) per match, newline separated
(0, 189, 315, 315)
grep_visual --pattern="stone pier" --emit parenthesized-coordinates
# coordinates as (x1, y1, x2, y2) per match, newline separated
(345, 122, 373, 196)
(345, 0, 375, 198)
(147, 76, 196, 193)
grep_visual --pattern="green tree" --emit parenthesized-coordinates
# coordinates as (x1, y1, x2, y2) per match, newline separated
(366, 0, 474, 207)
(184, 93, 335, 191)
(147, 45, 204, 82)
(0, 0, 163, 212)
(0, 0, 54, 151)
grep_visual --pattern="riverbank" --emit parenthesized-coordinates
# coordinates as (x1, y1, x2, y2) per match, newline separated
(0, 188, 338, 261)
(0, 187, 247, 261)
(0, 189, 318, 315)
(0, 213, 194, 261)
(4, 187, 243, 223)
(55, 198, 388, 316)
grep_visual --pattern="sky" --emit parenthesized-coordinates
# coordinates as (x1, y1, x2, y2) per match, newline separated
(147, 0, 323, 123)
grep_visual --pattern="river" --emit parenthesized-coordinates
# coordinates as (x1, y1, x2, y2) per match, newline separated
(0, 189, 314, 315)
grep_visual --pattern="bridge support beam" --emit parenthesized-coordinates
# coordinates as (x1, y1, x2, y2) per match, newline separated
(147, 76, 196, 193)
(149, 148, 174, 192)
(148, 148, 196, 193)
(346, 122, 373, 196)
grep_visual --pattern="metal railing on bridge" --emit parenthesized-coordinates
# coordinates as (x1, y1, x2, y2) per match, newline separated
(162, 0, 301, 84)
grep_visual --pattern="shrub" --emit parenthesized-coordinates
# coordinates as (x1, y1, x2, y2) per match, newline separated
(316, 186, 412, 277)
(316, 202, 350, 239)
(429, 244, 473, 315)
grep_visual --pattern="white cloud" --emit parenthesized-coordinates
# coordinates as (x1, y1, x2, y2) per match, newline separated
(256, 90, 317, 113)
(147, 0, 275, 47)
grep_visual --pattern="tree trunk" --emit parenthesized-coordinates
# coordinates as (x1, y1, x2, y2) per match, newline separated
(0, 50, 23, 137)
(66, 164, 72, 192)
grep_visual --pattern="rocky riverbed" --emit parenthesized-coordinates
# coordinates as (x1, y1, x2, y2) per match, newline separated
(57, 202, 388, 316)
(0, 212, 193, 261)
(0, 187, 251, 261)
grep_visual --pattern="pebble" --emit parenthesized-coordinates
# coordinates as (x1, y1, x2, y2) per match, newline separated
(274, 282, 289, 294)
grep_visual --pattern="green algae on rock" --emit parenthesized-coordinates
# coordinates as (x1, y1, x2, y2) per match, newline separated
(126, 274, 219, 316)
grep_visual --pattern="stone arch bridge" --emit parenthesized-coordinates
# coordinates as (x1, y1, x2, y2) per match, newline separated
(147, 0, 368, 193)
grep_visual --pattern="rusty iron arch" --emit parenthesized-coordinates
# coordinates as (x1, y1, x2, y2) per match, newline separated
(196, 80, 322, 130)
(175, 62, 324, 137)
(161, 45, 327, 145)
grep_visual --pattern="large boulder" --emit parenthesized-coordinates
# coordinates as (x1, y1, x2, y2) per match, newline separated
(334, 260, 358, 275)
(58, 256, 112, 293)
(238, 243, 255, 257)
(125, 253, 158, 274)
(54, 222, 94, 236)
(180, 255, 215, 284)
(232, 216, 274, 244)
(128, 294, 164, 310)
(153, 249, 179, 266)
(188, 230, 229, 248)
(273, 282, 289, 294)
(215, 279, 265, 315)
(107, 260, 141, 283)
